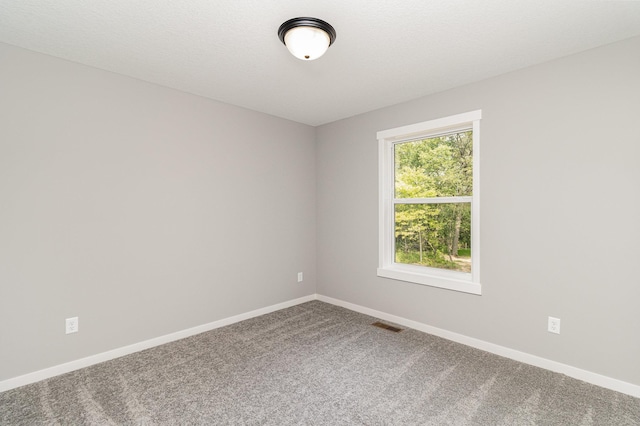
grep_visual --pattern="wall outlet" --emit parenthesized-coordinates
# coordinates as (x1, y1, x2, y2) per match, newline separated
(297, 272, 303, 282)
(66, 317, 79, 334)
(548, 316, 560, 334)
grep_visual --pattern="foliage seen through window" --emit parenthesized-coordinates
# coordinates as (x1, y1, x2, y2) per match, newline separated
(393, 131, 472, 272)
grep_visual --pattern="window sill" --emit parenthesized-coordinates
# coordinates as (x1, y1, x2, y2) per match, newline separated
(377, 264, 481, 295)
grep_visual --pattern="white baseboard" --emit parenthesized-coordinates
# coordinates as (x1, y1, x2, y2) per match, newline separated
(316, 294, 640, 398)
(0, 294, 316, 393)
(3, 293, 638, 399)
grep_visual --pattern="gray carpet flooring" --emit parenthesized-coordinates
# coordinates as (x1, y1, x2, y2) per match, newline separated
(1, 300, 639, 425)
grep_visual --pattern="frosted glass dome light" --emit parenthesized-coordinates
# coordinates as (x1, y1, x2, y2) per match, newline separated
(278, 17, 336, 61)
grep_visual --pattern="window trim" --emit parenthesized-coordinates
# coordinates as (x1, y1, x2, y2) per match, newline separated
(377, 110, 482, 295)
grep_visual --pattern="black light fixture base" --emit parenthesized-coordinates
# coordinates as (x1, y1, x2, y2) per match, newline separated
(277, 17, 337, 47)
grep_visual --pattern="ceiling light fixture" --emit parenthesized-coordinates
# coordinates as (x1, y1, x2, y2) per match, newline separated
(278, 17, 336, 61)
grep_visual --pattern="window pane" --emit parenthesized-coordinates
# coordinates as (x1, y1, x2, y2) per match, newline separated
(394, 203, 471, 273)
(394, 131, 473, 198)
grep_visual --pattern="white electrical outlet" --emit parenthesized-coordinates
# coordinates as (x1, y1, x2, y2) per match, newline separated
(297, 272, 303, 282)
(548, 316, 560, 334)
(66, 317, 79, 334)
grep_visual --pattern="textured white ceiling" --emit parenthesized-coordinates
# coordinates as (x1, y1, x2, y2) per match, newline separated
(1, 1, 640, 126)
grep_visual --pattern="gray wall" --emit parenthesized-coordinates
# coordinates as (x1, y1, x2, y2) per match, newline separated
(0, 42, 317, 381)
(2, 35, 639, 388)
(317, 36, 640, 386)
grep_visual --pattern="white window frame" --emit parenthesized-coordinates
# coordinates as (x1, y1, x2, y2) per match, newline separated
(377, 110, 482, 295)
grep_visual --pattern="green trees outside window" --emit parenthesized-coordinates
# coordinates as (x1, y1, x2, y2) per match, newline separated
(394, 131, 472, 272)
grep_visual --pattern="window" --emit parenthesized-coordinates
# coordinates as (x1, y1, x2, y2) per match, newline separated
(378, 110, 481, 295)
